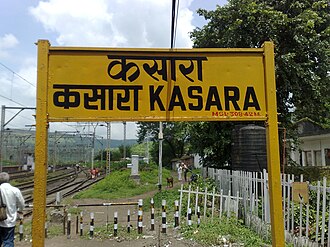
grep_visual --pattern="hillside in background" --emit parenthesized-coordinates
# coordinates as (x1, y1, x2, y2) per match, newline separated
(95, 139, 138, 149)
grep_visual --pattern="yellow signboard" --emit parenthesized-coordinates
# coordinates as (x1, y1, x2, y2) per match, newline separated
(47, 47, 267, 122)
(33, 41, 285, 247)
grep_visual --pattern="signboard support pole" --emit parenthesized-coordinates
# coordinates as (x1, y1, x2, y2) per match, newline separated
(32, 40, 50, 247)
(264, 42, 285, 246)
(158, 122, 163, 191)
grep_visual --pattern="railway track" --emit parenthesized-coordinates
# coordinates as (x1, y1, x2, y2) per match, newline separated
(9, 166, 68, 180)
(20, 168, 104, 217)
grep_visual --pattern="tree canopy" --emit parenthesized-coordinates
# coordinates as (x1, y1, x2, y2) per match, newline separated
(191, 0, 329, 126)
(136, 122, 190, 167)
(137, 0, 329, 168)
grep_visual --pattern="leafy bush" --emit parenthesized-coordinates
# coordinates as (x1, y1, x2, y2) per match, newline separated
(73, 167, 171, 200)
(181, 217, 269, 246)
(284, 166, 330, 182)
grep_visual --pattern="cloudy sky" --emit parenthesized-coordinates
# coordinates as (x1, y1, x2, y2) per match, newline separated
(0, 0, 225, 139)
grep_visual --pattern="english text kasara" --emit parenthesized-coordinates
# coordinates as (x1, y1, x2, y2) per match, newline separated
(53, 84, 260, 112)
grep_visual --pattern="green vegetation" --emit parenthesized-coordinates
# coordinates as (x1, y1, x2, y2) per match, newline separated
(46, 224, 64, 237)
(136, 122, 191, 168)
(43, 167, 272, 246)
(145, 178, 270, 246)
(73, 165, 171, 200)
(284, 166, 330, 182)
(130, 142, 147, 157)
(181, 218, 268, 247)
(191, 0, 329, 126)
(136, 0, 330, 169)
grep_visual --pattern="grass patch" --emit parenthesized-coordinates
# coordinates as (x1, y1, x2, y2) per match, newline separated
(46, 224, 64, 237)
(145, 185, 272, 247)
(181, 218, 269, 247)
(143, 186, 180, 212)
(73, 167, 171, 200)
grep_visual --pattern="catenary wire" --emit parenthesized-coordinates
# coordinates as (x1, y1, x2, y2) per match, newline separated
(0, 62, 36, 88)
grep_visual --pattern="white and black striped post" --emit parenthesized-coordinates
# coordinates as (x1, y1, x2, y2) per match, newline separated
(174, 200, 179, 228)
(80, 212, 83, 236)
(90, 212, 94, 238)
(76, 215, 78, 235)
(138, 199, 143, 234)
(197, 206, 201, 227)
(187, 208, 192, 226)
(67, 213, 71, 239)
(150, 198, 155, 231)
(114, 212, 118, 237)
(127, 209, 131, 233)
(19, 216, 23, 241)
(161, 199, 166, 234)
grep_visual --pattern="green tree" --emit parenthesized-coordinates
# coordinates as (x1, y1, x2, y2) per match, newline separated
(137, 122, 190, 167)
(191, 0, 329, 125)
(111, 149, 122, 161)
(186, 0, 329, 167)
(118, 144, 132, 159)
(187, 122, 233, 168)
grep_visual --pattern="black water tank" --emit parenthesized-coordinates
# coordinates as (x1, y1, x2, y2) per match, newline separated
(231, 124, 267, 172)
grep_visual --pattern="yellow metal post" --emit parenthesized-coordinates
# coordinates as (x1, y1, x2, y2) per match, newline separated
(263, 42, 285, 246)
(32, 40, 50, 247)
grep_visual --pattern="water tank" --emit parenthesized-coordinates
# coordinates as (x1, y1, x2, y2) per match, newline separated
(231, 124, 267, 172)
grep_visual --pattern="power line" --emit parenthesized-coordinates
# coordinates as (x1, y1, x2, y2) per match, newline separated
(0, 62, 36, 88)
(0, 94, 24, 106)
(0, 62, 37, 109)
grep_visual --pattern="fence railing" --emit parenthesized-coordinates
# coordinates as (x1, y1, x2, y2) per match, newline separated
(202, 167, 330, 247)
(178, 184, 241, 221)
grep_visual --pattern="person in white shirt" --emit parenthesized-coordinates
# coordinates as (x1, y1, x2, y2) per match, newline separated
(0, 172, 25, 247)
(177, 163, 182, 181)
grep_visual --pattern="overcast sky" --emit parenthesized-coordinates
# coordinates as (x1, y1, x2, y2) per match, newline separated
(0, 0, 225, 139)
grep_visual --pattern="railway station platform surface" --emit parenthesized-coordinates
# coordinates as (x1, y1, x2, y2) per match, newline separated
(15, 179, 204, 247)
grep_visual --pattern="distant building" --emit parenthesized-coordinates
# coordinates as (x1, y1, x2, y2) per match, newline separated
(290, 118, 330, 166)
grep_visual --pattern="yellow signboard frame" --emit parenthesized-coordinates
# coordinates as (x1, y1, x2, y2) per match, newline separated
(33, 40, 284, 246)
(46, 44, 267, 122)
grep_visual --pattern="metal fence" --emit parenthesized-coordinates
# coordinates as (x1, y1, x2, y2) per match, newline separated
(203, 167, 330, 247)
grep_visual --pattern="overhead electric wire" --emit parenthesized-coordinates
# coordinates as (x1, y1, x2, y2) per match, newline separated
(0, 62, 36, 88)
(0, 62, 36, 108)
(0, 94, 24, 106)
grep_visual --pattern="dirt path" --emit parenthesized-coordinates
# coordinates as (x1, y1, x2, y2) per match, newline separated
(15, 175, 205, 247)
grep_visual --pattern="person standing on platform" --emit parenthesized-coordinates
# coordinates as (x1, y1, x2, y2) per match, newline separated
(183, 163, 189, 182)
(0, 172, 25, 247)
(177, 163, 182, 181)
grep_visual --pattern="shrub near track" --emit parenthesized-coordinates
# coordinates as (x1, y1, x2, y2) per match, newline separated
(181, 217, 269, 247)
(73, 167, 171, 200)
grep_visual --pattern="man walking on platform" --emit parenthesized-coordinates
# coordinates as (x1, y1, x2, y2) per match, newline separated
(0, 172, 25, 247)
